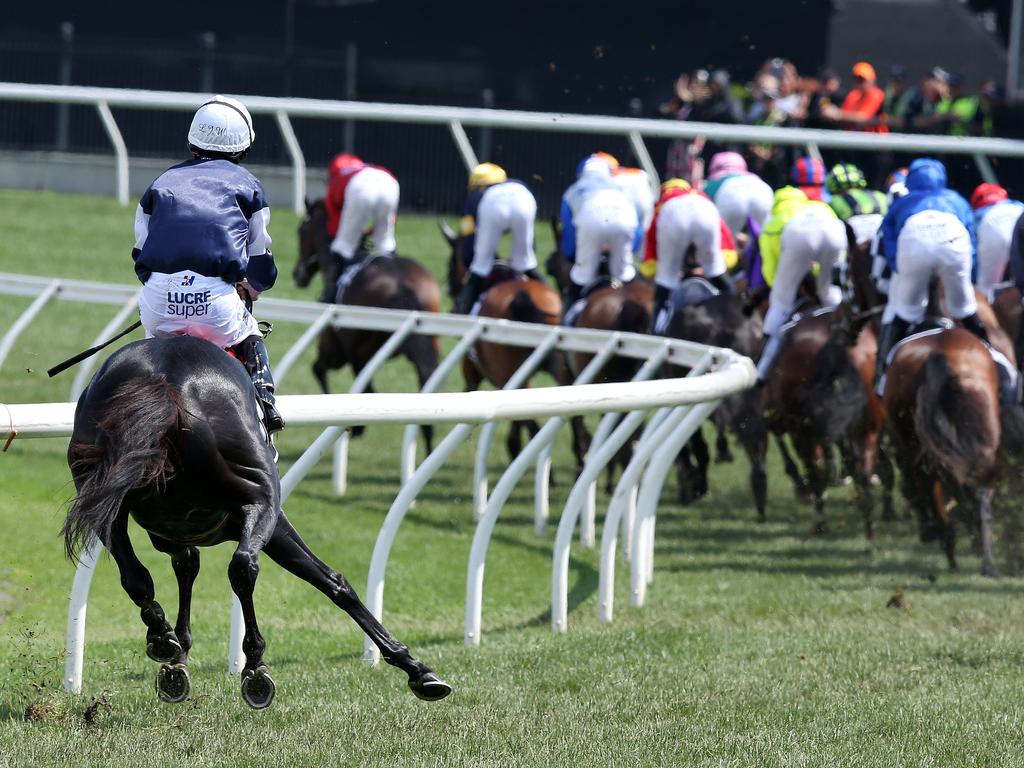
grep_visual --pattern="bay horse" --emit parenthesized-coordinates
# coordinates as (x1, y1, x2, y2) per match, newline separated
(760, 221, 896, 539)
(439, 221, 588, 465)
(63, 337, 451, 708)
(296, 198, 442, 449)
(881, 328, 1013, 575)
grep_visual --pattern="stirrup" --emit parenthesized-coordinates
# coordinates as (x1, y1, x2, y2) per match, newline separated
(257, 320, 273, 339)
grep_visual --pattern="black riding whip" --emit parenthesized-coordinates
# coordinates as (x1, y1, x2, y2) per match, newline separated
(47, 320, 143, 378)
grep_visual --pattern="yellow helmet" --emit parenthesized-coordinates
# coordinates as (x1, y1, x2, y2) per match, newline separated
(468, 162, 507, 190)
(660, 178, 691, 195)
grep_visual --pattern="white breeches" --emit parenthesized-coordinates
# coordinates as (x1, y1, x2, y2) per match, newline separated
(469, 182, 539, 277)
(140, 271, 259, 348)
(762, 209, 847, 337)
(331, 167, 400, 259)
(847, 213, 883, 247)
(569, 188, 639, 285)
(976, 204, 1023, 300)
(654, 193, 726, 289)
(714, 174, 773, 235)
(888, 210, 975, 324)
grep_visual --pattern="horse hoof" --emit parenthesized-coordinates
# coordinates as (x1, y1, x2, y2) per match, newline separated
(408, 671, 452, 702)
(715, 451, 735, 464)
(146, 632, 182, 664)
(156, 663, 190, 704)
(241, 665, 276, 710)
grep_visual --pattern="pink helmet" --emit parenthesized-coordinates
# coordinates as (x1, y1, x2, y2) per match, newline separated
(329, 153, 364, 177)
(708, 152, 747, 178)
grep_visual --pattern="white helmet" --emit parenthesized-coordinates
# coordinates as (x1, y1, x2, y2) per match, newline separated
(187, 95, 255, 156)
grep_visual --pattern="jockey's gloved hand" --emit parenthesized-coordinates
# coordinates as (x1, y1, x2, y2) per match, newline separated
(236, 279, 261, 303)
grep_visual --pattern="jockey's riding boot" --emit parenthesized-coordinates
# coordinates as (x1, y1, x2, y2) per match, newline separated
(708, 272, 734, 294)
(649, 284, 671, 334)
(1016, 312, 1024, 372)
(564, 281, 584, 310)
(234, 335, 285, 435)
(523, 267, 544, 282)
(959, 312, 991, 345)
(755, 333, 784, 388)
(873, 316, 911, 392)
(454, 273, 483, 314)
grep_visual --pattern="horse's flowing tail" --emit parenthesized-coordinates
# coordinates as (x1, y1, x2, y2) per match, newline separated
(63, 375, 185, 560)
(805, 340, 868, 445)
(616, 299, 650, 336)
(508, 289, 557, 325)
(915, 353, 999, 487)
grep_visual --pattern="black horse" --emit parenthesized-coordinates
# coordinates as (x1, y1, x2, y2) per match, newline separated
(63, 337, 451, 708)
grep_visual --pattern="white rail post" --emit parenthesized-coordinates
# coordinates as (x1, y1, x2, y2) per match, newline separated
(63, 537, 102, 693)
(95, 101, 129, 206)
(579, 342, 671, 547)
(473, 329, 560, 521)
(630, 398, 721, 607)
(449, 119, 479, 170)
(974, 153, 999, 184)
(273, 305, 336, 386)
(275, 109, 307, 216)
(0, 279, 61, 371)
(332, 313, 419, 495)
(532, 335, 620, 535)
(399, 324, 484, 485)
(628, 129, 660, 197)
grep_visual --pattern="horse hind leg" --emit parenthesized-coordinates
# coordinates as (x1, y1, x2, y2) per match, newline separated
(228, 503, 281, 709)
(107, 514, 182, 679)
(149, 536, 200, 703)
(263, 513, 451, 701)
(977, 486, 998, 578)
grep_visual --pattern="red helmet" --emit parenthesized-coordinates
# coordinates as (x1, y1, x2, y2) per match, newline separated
(329, 153, 364, 177)
(970, 182, 1009, 210)
(790, 156, 826, 186)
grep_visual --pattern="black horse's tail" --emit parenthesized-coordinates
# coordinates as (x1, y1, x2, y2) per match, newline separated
(915, 353, 998, 487)
(509, 289, 557, 325)
(805, 339, 868, 445)
(616, 298, 650, 336)
(63, 375, 184, 560)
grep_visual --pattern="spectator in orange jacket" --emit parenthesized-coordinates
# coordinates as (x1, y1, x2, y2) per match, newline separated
(823, 61, 888, 133)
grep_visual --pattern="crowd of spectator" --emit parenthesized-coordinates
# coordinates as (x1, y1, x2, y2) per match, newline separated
(659, 58, 1008, 189)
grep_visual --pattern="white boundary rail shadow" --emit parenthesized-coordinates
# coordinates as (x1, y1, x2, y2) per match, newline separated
(0, 273, 754, 692)
(0, 82, 1022, 212)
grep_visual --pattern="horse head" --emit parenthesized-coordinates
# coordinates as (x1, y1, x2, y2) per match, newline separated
(294, 198, 337, 301)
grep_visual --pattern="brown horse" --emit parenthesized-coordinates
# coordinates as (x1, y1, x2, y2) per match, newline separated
(439, 221, 589, 464)
(760, 223, 895, 539)
(296, 199, 442, 449)
(882, 329, 1007, 575)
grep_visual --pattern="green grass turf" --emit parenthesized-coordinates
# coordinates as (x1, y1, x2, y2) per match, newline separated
(1, 188, 1024, 767)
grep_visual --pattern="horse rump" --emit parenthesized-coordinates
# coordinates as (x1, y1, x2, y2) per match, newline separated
(64, 375, 185, 560)
(805, 339, 868, 446)
(914, 352, 999, 488)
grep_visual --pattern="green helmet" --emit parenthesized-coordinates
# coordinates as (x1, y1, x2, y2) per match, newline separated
(826, 163, 867, 195)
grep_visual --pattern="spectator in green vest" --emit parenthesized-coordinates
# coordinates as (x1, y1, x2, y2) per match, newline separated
(936, 74, 985, 137)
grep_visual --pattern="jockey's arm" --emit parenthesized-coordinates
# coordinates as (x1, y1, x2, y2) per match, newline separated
(560, 197, 577, 260)
(245, 207, 277, 293)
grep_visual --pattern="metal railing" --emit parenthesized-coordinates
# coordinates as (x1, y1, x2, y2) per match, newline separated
(1, 81, 1022, 213)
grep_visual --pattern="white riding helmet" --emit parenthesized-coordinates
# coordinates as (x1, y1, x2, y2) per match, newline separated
(187, 95, 255, 156)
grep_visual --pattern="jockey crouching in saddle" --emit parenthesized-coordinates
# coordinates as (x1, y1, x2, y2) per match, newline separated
(642, 178, 739, 334)
(559, 155, 644, 314)
(826, 162, 888, 247)
(454, 162, 544, 314)
(970, 182, 1024, 302)
(325, 152, 400, 295)
(754, 185, 847, 386)
(874, 157, 991, 388)
(134, 95, 284, 435)
(702, 151, 774, 240)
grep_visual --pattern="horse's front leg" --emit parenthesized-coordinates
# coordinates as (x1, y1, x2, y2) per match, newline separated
(229, 502, 278, 709)
(149, 536, 200, 703)
(107, 513, 181, 669)
(263, 512, 452, 702)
